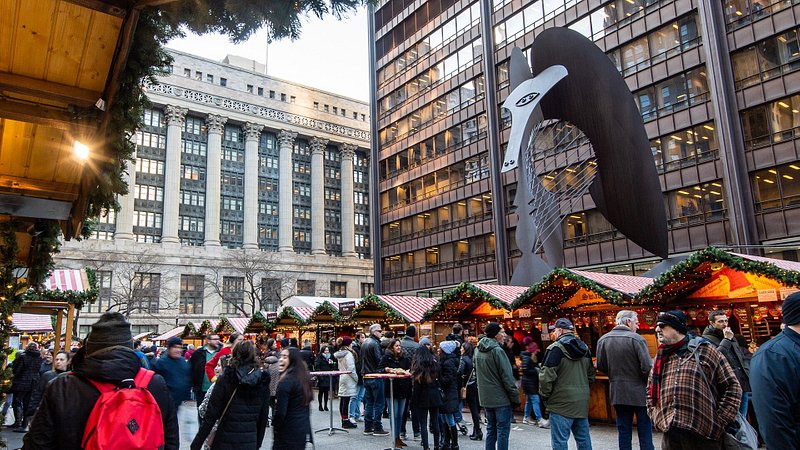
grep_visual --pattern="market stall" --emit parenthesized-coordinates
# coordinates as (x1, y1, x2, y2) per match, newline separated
(216, 317, 250, 336)
(349, 294, 439, 337)
(269, 306, 314, 344)
(152, 326, 184, 345)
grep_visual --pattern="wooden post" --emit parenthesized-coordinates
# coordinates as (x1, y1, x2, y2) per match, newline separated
(65, 304, 75, 351)
(53, 309, 63, 354)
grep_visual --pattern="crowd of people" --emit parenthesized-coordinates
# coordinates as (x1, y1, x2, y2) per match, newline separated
(3, 291, 799, 449)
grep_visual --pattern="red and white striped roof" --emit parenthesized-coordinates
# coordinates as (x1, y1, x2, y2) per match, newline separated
(12, 313, 53, 332)
(292, 307, 315, 321)
(378, 296, 439, 323)
(43, 269, 89, 292)
(152, 326, 183, 342)
(731, 252, 800, 272)
(223, 317, 250, 334)
(472, 284, 529, 306)
(203, 320, 220, 331)
(569, 269, 654, 295)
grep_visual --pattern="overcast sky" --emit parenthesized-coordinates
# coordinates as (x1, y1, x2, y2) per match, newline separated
(166, 7, 370, 102)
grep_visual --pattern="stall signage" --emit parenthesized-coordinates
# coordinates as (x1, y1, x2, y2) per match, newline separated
(518, 308, 532, 318)
(780, 287, 799, 300)
(338, 301, 356, 317)
(757, 288, 778, 302)
(265, 312, 277, 320)
(503, 310, 513, 319)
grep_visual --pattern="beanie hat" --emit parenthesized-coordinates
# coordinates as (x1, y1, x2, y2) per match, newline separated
(656, 310, 689, 335)
(341, 336, 353, 347)
(783, 291, 800, 325)
(85, 312, 133, 356)
(522, 336, 534, 346)
(484, 322, 501, 338)
(419, 337, 431, 347)
(440, 340, 458, 354)
(166, 336, 183, 348)
(406, 325, 417, 338)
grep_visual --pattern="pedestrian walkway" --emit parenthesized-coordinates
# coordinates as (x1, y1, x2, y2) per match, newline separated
(2, 401, 663, 450)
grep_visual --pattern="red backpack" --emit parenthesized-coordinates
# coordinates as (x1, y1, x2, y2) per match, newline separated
(81, 368, 165, 450)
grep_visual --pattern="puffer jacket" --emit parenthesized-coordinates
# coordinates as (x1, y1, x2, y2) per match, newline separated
(520, 351, 540, 395)
(12, 349, 42, 393)
(439, 351, 461, 413)
(191, 365, 270, 450)
(23, 347, 179, 450)
(264, 355, 281, 397)
(540, 333, 596, 418)
(334, 348, 358, 397)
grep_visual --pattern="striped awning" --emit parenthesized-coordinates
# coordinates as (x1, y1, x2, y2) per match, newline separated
(133, 331, 153, 340)
(569, 270, 654, 295)
(378, 296, 439, 323)
(12, 313, 53, 332)
(44, 269, 90, 291)
(472, 284, 529, 306)
(152, 326, 183, 342)
(732, 252, 800, 272)
(221, 317, 250, 334)
(293, 307, 315, 322)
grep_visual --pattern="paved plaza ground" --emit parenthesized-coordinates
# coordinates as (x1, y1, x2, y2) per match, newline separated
(1, 400, 663, 450)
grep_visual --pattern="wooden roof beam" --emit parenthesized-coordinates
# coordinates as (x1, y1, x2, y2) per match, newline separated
(0, 72, 101, 108)
(0, 175, 79, 202)
(0, 97, 96, 136)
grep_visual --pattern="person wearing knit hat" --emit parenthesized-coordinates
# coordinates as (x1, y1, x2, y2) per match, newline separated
(153, 334, 191, 410)
(750, 291, 800, 449)
(334, 336, 359, 429)
(439, 340, 458, 355)
(418, 336, 431, 348)
(473, 322, 519, 449)
(647, 310, 741, 448)
(23, 312, 179, 449)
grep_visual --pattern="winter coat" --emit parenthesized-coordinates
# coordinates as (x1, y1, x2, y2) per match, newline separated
(12, 349, 42, 393)
(38, 362, 51, 376)
(400, 336, 420, 361)
(26, 369, 64, 416)
(474, 337, 520, 408)
(458, 354, 473, 389)
(596, 325, 652, 407)
(504, 345, 520, 380)
(750, 327, 800, 450)
(439, 352, 460, 413)
(22, 347, 179, 450)
(379, 352, 411, 399)
(334, 348, 358, 397)
(273, 374, 312, 449)
(702, 326, 751, 392)
(520, 351, 540, 395)
(300, 347, 315, 371)
(264, 355, 281, 397)
(189, 346, 218, 392)
(313, 354, 336, 388)
(361, 335, 383, 374)
(206, 347, 232, 383)
(412, 376, 443, 409)
(152, 354, 192, 409)
(190, 365, 270, 450)
(540, 333, 596, 419)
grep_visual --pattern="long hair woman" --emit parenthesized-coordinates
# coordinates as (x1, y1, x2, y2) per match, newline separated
(380, 338, 412, 448)
(461, 341, 483, 440)
(273, 347, 313, 450)
(313, 345, 336, 411)
(191, 340, 270, 450)
(438, 340, 461, 449)
(334, 336, 359, 429)
(410, 338, 443, 450)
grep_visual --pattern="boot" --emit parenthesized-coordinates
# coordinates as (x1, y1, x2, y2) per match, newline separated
(469, 426, 483, 441)
(449, 425, 459, 450)
(342, 418, 357, 429)
(394, 437, 408, 447)
(441, 425, 451, 450)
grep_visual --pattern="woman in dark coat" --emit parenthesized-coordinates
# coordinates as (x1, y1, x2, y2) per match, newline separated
(411, 340, 442, 450)
(313, 345, 336, 411)
(520, 337, 547, 427)
(27, 351, 68, 419)
(438, 340, 461, 449)
(379, 338, 412, 448)
(273, 347, 314, 450)
(191, 341, 270, 450)
(461, 342, 483, 440)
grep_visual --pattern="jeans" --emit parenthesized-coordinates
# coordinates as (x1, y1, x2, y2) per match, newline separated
(391, 399, 406, 438)
(363, 378, 385, 431)
(523, 394, 543, 420)
(339, 396, 351, 420)
(614, 405, 654, 450)
(549, 412, 592, 450)
(662, 427, 724, 450)
(414, 406, 440, 449)
(441, 412, 456, 427)
(401, 397, 419, 434)
(349, 384, 365, 420)
(740, 392, 751, 416)
(485, 405, 512, 450)
(454, 401, 463, 423)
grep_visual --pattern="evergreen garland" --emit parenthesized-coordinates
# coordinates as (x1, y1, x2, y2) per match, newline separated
(422, 282, 512, 323)
(181, 322, 199, 339)
(510, 268, 632, 314)
(274, 307, 308, 327)
(309, 301, 345, 323)
(350, 294, 405, 323)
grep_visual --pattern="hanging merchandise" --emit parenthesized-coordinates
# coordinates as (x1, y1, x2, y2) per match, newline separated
(642, 311, 657, 327)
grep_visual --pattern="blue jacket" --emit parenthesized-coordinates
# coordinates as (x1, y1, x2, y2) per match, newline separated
(750, 327, 800, 450)
(153, 354, 192, 409)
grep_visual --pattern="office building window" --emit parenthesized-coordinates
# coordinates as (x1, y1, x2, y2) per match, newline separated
(330, 281, 347, 298)
(133, 273, 160, 313)
(297, 280, 315, 296)
(180, 275, 204, 314)
(222, 277, 245, 314)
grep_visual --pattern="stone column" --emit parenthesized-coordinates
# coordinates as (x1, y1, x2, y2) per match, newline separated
(340, 143, 357, 258)
(243, 123, 263, 250)
(278, 130, 297, 253)
(114, 152, 136, 241)
(162, 105, 187, 244)
(204, 114, 227, 247)
(310, 137, 328, 255)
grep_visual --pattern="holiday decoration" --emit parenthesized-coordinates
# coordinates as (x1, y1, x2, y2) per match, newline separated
(351, 294, 406, 324)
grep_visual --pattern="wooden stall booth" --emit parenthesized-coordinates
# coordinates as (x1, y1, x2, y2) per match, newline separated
(636, 247, 800, 346)
(180, 321, 207, 347)
(348, 294, 438, 337)
(422, 283, 527, 344)
(306, 301, 346, 348)
(216, 317, 250, 336)
(152, 326, 184, 346)
(269, 306, 314, 346)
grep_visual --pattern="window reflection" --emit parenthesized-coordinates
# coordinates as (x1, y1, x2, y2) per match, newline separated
(741, 94, 800, 148)
(752, 163, 800, 211)
(666, 181, 726, 226)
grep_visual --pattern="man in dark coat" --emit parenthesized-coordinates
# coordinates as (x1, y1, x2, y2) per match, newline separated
(361, 323, 388, 436)
(300, 340, 315, 371)
(596, 310, 654, 450)
(11, 342, 43, 431)
(23, 312, 179, 450)
(153, 336, 192, 410)
(189, 333, 220, 422)
(702, 310, 751, 415)
(399, 325, 420, 439)
(751, 292, 800, 449)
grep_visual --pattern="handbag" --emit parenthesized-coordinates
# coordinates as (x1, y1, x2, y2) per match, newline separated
(460, 368, 474, 400)
(204, 386, 238, 450)
(691, 348, 757, 450)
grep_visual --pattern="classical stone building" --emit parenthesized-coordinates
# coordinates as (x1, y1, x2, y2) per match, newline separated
(369, 0, 800, 295)
(57, 49, 374, 336)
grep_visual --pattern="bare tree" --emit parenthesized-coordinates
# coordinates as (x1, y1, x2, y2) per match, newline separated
(205, 249, 298, 317)
(86, 249, 179, 323)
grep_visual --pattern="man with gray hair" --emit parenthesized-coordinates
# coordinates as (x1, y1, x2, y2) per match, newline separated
(360, 323, 388, 436)
(596, 310, 654, 450)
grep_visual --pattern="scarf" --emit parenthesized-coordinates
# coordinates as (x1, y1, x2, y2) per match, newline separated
(649, 336, 689, 405)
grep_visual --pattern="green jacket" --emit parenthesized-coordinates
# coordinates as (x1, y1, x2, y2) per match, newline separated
(474, 337, 520, 408)
(539, 333, 596, 418)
